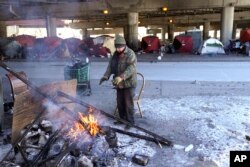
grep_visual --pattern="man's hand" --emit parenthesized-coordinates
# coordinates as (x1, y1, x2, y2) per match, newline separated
(113, 76, 123, 85)
(99, 76, 108, 85)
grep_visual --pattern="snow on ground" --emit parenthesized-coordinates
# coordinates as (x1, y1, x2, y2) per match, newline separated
(141, 96, 250, 167)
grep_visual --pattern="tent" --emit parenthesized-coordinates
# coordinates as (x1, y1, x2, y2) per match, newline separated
(186, 30, 202, 52)
(240, 29, 250, 43)
(64, 37, 82, 55)
(31, 37, 66, 59)
(0, 38, 21, 59)
(90, 44, 111, 58)
(141, 36, 161, 53)
(14, 35, 36, 47)
(173, 35, 193, 53)
(198, 38, 225, 55)
(93, 35, 115, 54)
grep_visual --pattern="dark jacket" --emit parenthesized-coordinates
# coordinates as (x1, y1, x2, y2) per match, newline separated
(103, 46, 137, 89)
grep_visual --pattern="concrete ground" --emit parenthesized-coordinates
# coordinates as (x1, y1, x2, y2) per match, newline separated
(1, 53, 250, 166)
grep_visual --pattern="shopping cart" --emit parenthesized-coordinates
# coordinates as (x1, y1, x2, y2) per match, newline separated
(64, 61, 91, 96)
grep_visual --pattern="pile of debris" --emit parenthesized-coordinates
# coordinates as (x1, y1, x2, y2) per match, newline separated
(1, 114, 153, 167)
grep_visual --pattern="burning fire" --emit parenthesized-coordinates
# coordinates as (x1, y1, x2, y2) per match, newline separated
(67, 109, 100, 140)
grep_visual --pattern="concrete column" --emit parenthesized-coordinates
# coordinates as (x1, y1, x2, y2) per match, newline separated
(214, 29, 218, 39)
(0, 21, 7, 37)
(232, 22, 237, 39)
(168, 24, 174, 41)
(127, 12, 139, 51)
(123, 25, 129, 43)
(221, 5, 235, 47)
(82, 28, 89, 39)
(161, 27, 166, 42)
(46, 16, 57, 37)
(203, 22, 210, 40)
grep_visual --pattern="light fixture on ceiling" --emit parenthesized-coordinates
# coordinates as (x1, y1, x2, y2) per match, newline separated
(106, 22, 110, 26)
(138, 21, 141, 24)
(103, 9, 109, 14)
(169, 19, 173, 23)
(162, 7, 168, 12)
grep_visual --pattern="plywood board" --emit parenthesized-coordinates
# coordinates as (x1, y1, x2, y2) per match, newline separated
(12, 79, 77, 143)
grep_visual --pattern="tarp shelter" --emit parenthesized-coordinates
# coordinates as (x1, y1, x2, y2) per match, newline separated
(90, 44, 111, 58)
(186, 30, 202, 53)
(64, 37, 81, 55)
(93, 35, 115, 54)
(141, 36, 161, 53)
(83, 37, 94, 48)
(32, 37, 64, 59)
(173, 35, 193, 53)
(240, 29, 250, 42)
(0, 37, 21, 59)
(43, 37, 63, 51)
(14, 35, 36, 47)
(198, 38, 225, 55)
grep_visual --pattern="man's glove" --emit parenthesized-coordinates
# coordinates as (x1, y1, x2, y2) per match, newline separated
(113, 76, 123, 85)
(99, 76, 108, 85)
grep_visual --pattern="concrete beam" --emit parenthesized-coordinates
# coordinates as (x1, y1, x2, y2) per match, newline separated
(70, 11, 250, 29)
(87, 28, 123, 35)
(0, 0, 249, 20)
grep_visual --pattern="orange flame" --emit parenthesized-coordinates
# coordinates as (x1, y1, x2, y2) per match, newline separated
(79, 112, 100, 136)
(66, 111, 100, 140)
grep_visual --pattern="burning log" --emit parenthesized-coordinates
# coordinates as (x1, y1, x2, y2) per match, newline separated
(57, 91, 173, 147)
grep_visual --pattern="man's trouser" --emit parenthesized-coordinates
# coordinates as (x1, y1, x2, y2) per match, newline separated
(116, 87, 135, 124)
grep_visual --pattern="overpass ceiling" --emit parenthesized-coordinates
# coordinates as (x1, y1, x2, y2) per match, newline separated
(0, 0, 249, 24)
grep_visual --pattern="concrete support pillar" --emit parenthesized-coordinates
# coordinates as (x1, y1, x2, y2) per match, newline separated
(82, 28, 89, 39)
(168, 24, 174, 41)
(127, 12, 139, 51)
(221, 5, 235, 47)
(0, 21, 7, 37)
(214, 29, 218, 39)
(46, 16, 57, 37)
(123, 25, 129, 43)
(203, 22, 210, 40)
(162, 27, 166, 42)
(232, 22, 237, 39)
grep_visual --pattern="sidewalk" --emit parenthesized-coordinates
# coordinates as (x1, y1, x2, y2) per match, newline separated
(89, 52, 250, 62)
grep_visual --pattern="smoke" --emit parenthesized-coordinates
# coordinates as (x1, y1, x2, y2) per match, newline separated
(42, 99, 74, 132)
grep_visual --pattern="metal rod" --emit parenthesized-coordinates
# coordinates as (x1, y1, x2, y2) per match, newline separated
(57, 91, 173, 146)
(16, 143, 30, 166)
(106, 126, 170, 146)
(31, 130, 60, 167)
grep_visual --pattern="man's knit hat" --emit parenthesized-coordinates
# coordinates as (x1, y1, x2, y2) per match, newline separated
(114, 35, 126, 47)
